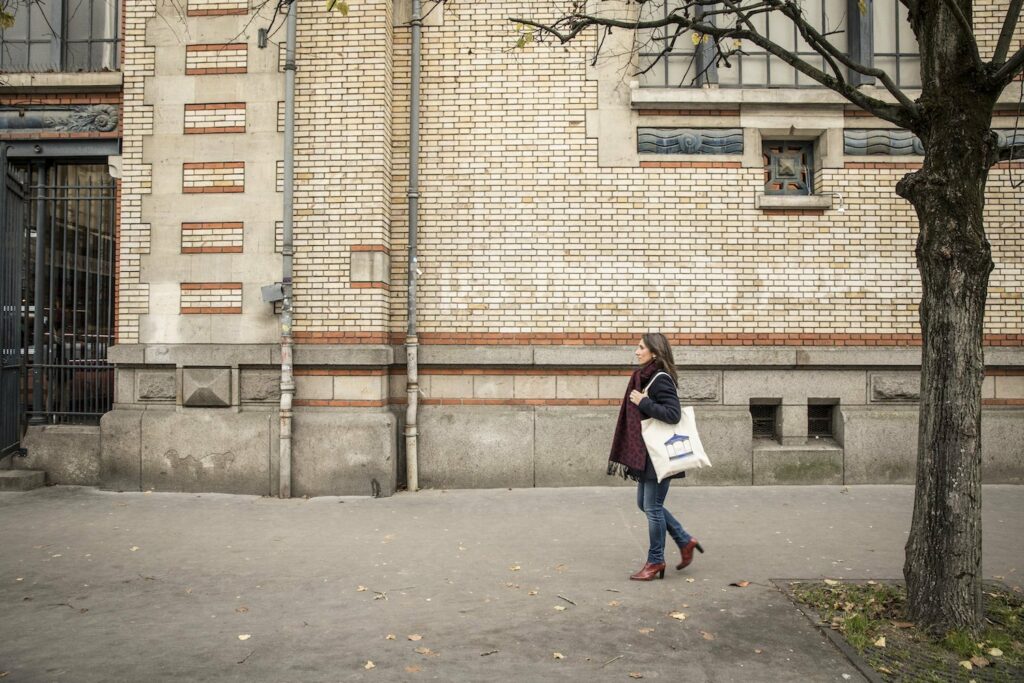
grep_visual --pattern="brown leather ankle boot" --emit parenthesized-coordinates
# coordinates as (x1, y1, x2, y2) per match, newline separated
(676, 539, 704, 570)
(629, 562, 666, 581)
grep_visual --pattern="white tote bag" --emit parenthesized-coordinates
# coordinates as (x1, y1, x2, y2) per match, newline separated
(640, 372, 712, 482)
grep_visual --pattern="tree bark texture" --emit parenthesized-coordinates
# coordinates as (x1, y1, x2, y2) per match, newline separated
(897, 0, 998, 634)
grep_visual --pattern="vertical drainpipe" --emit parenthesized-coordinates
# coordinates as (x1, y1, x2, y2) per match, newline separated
(279, 0, 298, 498)
(405, 0, 422, 492)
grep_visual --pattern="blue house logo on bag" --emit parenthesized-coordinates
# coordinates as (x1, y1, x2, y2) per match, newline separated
(664, 434, 694, 461)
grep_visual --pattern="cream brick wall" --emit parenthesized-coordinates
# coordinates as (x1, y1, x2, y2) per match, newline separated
(184, 103, 246, 132)
(187, 0, 249, 15)
(378, 0, 1024, 339)
(185, 44, 248, 74)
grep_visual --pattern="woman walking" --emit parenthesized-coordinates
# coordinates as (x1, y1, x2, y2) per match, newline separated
(608, 333, 704, 581)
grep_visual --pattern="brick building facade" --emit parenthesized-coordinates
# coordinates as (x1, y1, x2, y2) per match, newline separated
(4, 0, 1023, 495)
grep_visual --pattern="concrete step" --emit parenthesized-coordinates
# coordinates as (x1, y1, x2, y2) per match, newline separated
(753, 439, 844, 485)
(0, 469, 46, 492)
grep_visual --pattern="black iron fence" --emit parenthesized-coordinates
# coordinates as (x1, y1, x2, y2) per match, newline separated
(1, 154, 26, 455)
(1, 160, 116, 435)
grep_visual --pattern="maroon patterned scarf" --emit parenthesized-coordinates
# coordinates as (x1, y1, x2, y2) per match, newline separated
(607, 362, 658, 480)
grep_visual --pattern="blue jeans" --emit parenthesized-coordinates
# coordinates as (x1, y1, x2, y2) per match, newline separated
(637, 478, 692, 564)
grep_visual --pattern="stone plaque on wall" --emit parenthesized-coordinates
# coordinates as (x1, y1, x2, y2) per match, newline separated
(870, 373, 921, 403)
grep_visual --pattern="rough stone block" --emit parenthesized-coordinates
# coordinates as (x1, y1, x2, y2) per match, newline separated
(115, 368, 135, 404)
(295, 375, 333, 401)
(0, 470, 45, 491)
(870, 372, 920, 402)
(778, 405, 809, 445)
(21, 425, 101, 486)
(419, 346, 532, 366)
(679, 371, 720, 403)
(291, 409, 397, 497)
(515, 375, 557, 399)
(597, 375, 627, 399)
(752, 443, 843, 485)
(995, 376, 1024, 400)
(556, 376, 598, 399)
(334, 374, 387, 401)
(678, 407, 753, 486)
(534, 406, 629, 487)
(723, 369, 867, 406)
(428, 374, 473, 398)
(182, 368, 231, 407)
(982, 408, 1024, 484)
(100, 408, 144, 491)
(840, 406, 918, 484)
(418, 406, 534, 488)
(140, 410, 274, 495)
(137, 370, 176, 401)
(240, 371, 281, 402)
(473, 375, 514, 399)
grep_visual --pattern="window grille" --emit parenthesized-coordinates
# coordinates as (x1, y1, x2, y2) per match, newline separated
(750, 404, 777, 439)
(0, 0, 119, 73)
(808, 404, 835, 437)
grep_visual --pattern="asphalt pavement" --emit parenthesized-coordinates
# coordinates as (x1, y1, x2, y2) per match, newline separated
(1, 484, 1021, 682)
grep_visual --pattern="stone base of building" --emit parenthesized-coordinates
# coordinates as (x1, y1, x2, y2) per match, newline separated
(12, 344, 1023, 494)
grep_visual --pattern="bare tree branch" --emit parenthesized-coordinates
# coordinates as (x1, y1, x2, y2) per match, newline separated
(511, 6, 920, 129)
(992, 45, 1024, 87)
(993, 0, 1023, 66)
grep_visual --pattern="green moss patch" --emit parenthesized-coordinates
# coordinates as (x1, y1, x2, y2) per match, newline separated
(784, 580, 1023, 682)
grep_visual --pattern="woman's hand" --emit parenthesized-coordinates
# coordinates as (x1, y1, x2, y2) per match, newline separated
(629, 390, 646, 405)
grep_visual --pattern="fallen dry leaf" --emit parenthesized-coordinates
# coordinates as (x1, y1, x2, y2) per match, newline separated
(554, 564, 568, 572)
(754, 649, 763, 654)
(823, 579, 840, 586)
(364, 661, 375, 670)
(989, 648, 1003, 657)
(414, 646, 437, 657)
(357, 586, 367, 592)
(730, 581, 751, 588)
(686, 578, 695, 583)
(238, 634, 251, 641)
(553, 605, 566, 612)
(553, 652, 564, 659)
(386, 634, 396, 640)
(970, 656, 990, 668)
(874, 636, 886, 648)
(404, 665, 421, 673)
(509, 565, 521, 572)
(130, 547, 139, 552)
(408, 634, 422, 641)
(878, 666, 892, 674)
(235, 606, 249, 614)
(669, 612, 687, 621)
(638, 628, 655, 634)
(608, 600, 621, 607)
(700, 631, 715, 641)
(15, 578, 23, 582)
(527, 590, 538, 596)
(959, 660, 973, 670)
(629, 674, 644, 679)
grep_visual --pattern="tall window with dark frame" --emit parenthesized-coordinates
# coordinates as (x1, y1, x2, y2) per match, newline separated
(636, 0, 919, 89)
(0, 0, 119, 73)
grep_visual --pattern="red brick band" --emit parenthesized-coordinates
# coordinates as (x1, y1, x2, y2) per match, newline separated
(295, 369, 387, 376)
(181, 246, 242, 253)
(295, 400, 389, 408)
(183, 162, 244, 170)
(187, 8, 248, 16)
(181, 222, 244, 230)
(180, 306, 241, 314)
(638, 109, 740, 117)
(351, 244, 391, 253)
(186, 43, 246, 51)
(181, 282, 241, 290)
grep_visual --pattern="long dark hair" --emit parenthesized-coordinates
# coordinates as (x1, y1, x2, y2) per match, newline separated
(643, 332, 678, 385)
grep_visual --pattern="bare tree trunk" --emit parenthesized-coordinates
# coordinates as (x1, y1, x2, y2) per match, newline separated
(897, 107, 996, 633)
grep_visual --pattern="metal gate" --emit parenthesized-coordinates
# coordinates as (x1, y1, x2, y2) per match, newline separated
(0, 156, 117, 447)
(1, 149, 28, 456)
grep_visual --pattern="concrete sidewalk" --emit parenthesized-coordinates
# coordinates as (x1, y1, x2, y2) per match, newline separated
(1, 485, 1021, 682)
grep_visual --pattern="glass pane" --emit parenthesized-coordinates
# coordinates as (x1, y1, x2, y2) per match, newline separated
(65, 41, 89, 71)
(899, 57, 921, 87)
(667, 53, 697, 87)
(93, 0, 118, 40)
(28, 41, 54, 71)
(897, 5, 917, 54)
(717, 58, 740, 85)
(66, 0, 94, 42)
(91, 41, 115, 70)
(874, 55, 897, 82)
(1, 42, 29, 70)
(768, 11, 795, 50)
(743, 56, 769, 86)
(872, 0, 897, 53)
(769, 58, 798, 87)
(29, 0, 50, 41)
(1, 3, 29, 40)
(824, 0, 848, 52)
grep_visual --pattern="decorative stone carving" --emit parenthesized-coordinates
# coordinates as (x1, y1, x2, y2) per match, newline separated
(637, 128, 743, 155)
(137, 371, 176, 400)
(240, 371, 281, 402)
(47, 105, 119, 132)
(846, 129, 1022, 157)
(871, 373, 920, 402)
(182, 368, 232, 407)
